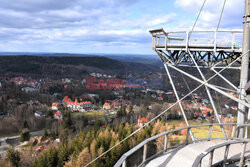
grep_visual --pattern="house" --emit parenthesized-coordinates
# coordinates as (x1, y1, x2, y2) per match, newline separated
(158, 93, 163, 101)
(112, 102, 121, 109)
(81, 101, 91, 110)
(52, 102, 59, 110)
(138, 116, 147, 127)
(87, 94, 99, 98)
(90, 73, 96, 77)
(231, 106, 238, 110)
(177, 110, 182, 116)
(200, 106, 213, 113)
(103, 102, 111, 110)
(53, 93, 61, 97)
(34, 145, 46, 155)
(63, 96, 91, 112)
(62, 78, 71, 83)
(22, 87, 38, 93)
(54, 111, 63, 120)
(35, 111, 45, 117)
(202, 99, 209, 104)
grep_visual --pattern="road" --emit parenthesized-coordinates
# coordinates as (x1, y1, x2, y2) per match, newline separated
(0, 129, 44, 157)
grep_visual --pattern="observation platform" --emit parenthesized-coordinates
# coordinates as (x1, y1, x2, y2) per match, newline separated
(149, 28, 242, 53)
(149, 28, 243, 67)
(146, 140, 250, 167)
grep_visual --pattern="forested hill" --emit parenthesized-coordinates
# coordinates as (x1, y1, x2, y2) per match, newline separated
(0, 55, 161, 78)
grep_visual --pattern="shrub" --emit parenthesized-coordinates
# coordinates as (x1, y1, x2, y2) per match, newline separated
(20, 129, 30, 142)
(6, 147, 20, 167)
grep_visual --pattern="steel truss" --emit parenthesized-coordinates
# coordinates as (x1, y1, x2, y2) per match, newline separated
(156, 50, 242, 68)
(159, 51, 249, 139)
(149, 27, 250, 138)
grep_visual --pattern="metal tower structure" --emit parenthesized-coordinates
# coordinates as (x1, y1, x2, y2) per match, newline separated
(238, 0, 250, 138)
(149, 0, 250, 139)
(113, 0, 250, 167)
(88, 1, 250, 167)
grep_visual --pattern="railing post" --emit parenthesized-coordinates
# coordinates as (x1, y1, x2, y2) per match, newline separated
(186, 31, 189, 52)
(239, 142, 247, 167)
(164, 134, 168, 151)
(245, 121, 250, 138)
(214, 31, 217, 53)
(231, 125, 236, 138)
(209, 150, 214, 167)
(152, 37, 155, 50)
(223, 145, 230, 167)
(208, 125, 213, 141)
(186, 128, 190, 144)
(198, 161, 201, 167)
(143, 144, 147, 163)
(232, 32, 235, 50)
(122, 159, 126, 167)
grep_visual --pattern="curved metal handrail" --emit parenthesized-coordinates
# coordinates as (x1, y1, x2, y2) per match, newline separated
(192, 139, 250, 167)
(114, 123, 250, 167)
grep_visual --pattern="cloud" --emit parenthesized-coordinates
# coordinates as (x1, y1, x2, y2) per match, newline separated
(174, 0, 244, 29)
(0, 0, 245, 54)
(0, 0, 175, 48)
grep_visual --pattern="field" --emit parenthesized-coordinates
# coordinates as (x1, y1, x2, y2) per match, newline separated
(166, 120, 232, 145)
(72, 111, 105, 117)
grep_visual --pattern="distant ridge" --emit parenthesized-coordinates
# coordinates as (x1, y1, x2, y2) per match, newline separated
(0, 52, 161, 65)
(0, 55, 161, 78)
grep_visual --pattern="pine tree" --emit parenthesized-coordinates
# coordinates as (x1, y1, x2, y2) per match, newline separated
(23, 120, 29, 129)
(90, 139, 97, 159)
(20, 129, 30, 142)
(43, 128, 48, 137)
(47, 147, 58, 167)
(6, 147, 20, 167)
(57, 143, 71, 167)
(76, 147, 90, 167)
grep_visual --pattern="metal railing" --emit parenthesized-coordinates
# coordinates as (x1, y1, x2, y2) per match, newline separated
(192, 139, 250, 167)
(114, 123, 250, 167)
(149, 28, 243, 52)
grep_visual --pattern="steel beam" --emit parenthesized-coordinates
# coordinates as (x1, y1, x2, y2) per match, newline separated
(238, 0, 250, 138)
(166, 64, 250, 108)
(211, 69, 238, 91)
(164, 64, 194, 141)
(187, 50, 227, 138)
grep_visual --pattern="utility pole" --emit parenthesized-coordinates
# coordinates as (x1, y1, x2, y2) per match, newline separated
(237, 0, 250, 138)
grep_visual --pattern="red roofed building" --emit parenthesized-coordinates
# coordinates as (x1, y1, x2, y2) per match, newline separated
(103, 102, 111, 110)
(54, 111, 63, 120)
(63, 96, 91, 112)
(200, 106, 213, 113)
(138, 116, 147, 127)
(158, 93, 163, 101)
(177, 110, 182, 116)
(112, 102, 121, 109)
(231, 106, 237, 110)
(52, 102, 59, 110)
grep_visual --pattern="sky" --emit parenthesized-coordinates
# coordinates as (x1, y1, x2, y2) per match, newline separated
(0, 0, 245, 55)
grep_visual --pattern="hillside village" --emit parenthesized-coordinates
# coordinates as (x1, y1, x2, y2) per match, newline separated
(0, 64, 238, 167)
